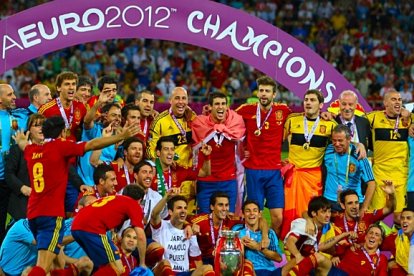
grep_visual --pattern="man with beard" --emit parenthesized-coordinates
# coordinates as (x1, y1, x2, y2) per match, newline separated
(331, 224, 388, 275)
(236, 76, 291, 234)
(367, 90, 413, 225)
(151, 190, 214, 276)
(39, 71, 87, 142)
(331, 187, 394, 253)
(192, 92, 245, 214)
(111, 137, 144, 193)
(323, 124, 376, 212)
(117, 160, 168, 268)
(77, 103, 122, 185)
(135, 90, 156, 144)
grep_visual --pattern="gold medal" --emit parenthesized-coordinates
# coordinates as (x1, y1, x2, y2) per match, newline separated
(66, 128, 71, 137)
(254, 129, 261, 136)
(303, 142, 310, 150)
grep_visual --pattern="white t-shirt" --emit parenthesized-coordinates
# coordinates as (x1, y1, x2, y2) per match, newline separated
(151, 220, 201, 272)
(118, 188, 167, 238)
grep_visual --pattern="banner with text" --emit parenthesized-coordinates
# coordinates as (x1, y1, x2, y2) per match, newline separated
(0, 0, 368, 109)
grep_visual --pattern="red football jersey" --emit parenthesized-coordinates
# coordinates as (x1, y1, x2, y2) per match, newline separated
(111, 162, 135, 193)
(190, 214, 242, 260)
(236, 103, 291, 169)
(139, 117, 153, 142)
(151, 165, 199, 192)
(337, 248, 388, 276)
(25, 139, 86, 219)
(332, 209, 385, 245)
(38, 98, 87, 141)
(71, 195, 144, 234)
(119, 247, 138, 275)
(198, 138, 236, 182)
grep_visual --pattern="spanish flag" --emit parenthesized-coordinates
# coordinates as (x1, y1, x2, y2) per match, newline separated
(327, 99, 365, 116)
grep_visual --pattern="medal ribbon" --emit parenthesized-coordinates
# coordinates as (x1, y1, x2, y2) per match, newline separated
(143, 118, 148, 135)
(123, 164, 131, 185)
(361, 246, 380, 271)
(122, 253, 133, 273)
(56, 97, 73, 129)
(93, 185, 103, 199)
(393, 115, 400, 134)
(256, 104, 273, 133)
(334, 146, 351, 192)
(343, 215, 358, 244)
(385, 112, 400, 135)
(155, 158, 171, 196)
(169, 108, 187, 138)
(213, 133, 225, 146)
(209, 213, 223, 246)
(304, 116, 320, 143)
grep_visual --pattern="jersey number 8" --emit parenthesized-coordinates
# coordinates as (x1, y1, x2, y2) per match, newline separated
(33, 162, 45, 193)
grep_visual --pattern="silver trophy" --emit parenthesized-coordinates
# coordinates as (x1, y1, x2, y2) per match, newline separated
(219, 230, 242, 275)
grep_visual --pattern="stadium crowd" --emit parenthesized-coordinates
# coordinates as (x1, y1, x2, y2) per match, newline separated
(0, 0, 414, 276)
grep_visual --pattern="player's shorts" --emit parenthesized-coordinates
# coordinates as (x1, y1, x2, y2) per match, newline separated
(370, 177, 406, 212)
(72, 230, 120, 268)
(175, 272, 192, 276)
(197, 179, 237, 213)
(254, 269, 281, 276)
(29, 216, 64, 254)
(65, 182, 80, 213)
(245, 169, 284, 209)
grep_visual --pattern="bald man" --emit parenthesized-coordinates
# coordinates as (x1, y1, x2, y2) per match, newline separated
(0, 84, 27, 243)
(27, 84, 52, 114)
(147, 87, 197, 211)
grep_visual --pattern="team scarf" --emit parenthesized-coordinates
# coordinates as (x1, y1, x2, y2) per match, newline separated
(395, 229, 412, 272)
(155, 158, 167, 196)
(191, 109, 245, 168)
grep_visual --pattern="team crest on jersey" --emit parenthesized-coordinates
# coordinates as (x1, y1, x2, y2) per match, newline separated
(358, 220, 367, 233)
(319, 125, 326, 134)
(275, 110, 283, 120)
(348, 163, 356, 173)
(74, 108, 81, 120)
(172, 172, 178, 182)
